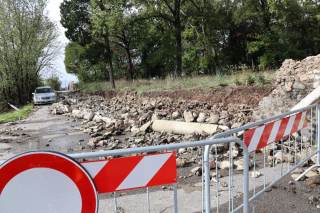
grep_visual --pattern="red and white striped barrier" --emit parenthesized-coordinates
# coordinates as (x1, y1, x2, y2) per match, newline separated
(82, 152, 176, 193)
(244, 111, 308, 153)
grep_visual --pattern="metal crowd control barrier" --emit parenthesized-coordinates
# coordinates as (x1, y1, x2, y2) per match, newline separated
(203, 104, 320, 213)
(1, 137, 243, 213)
(68, 136, 246, 213)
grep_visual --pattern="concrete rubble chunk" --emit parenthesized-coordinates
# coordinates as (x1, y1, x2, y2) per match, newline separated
(306, 175, 320, 186)
(250, 171, 262, 178)
(196, 112, 206, 123)
(152, 120, 218, 135)
(183, 110, 194, 122)
(171, 111, 180, 119)
(72, 109, 83, 119)
(207, 113, 219, 124)
(138, 121, 152, 133)
(83, 111, 94, 121)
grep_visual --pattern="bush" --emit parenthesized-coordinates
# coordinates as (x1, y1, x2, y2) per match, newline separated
(246, 75, 256, 86)
(255, 74, 267, 85)
(45, 75, 61, 91)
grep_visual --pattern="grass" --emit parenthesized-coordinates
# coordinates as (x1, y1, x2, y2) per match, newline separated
(80, 70, 275, 94)
(0, 104, 33, 124)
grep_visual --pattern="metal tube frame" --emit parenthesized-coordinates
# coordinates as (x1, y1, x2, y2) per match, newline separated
(295, 104, 320, 181)
(203, 103, 318, 213)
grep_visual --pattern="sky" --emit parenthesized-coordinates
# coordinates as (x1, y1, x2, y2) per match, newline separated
(45, 0, 78, 87)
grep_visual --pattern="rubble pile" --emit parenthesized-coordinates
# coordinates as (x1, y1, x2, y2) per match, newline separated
(255, 54, 320, 119)
(51, 93, 252, 151)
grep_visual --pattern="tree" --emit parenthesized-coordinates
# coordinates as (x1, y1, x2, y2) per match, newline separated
(246, 0, 320, 68)
(91, 0, 116, 89)
(105, 0, 137, 80)
(46, 75, 62, 91)
(61, 0, 107, 83)
(64, 42, 106, 82)
(60, 0, 92, 45)
(60, 0, 320, 83)
(136, 0, 185, 77)
(0, 0, 57, 105)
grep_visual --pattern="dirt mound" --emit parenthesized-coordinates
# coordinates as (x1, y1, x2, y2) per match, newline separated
(143, 86, 273, 106)
(255, 54, 320, 119)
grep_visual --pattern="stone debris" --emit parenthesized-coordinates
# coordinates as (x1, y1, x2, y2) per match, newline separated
(50, 92, 252, 157)
(255, 54, 320, 119)
(306, 175, 320, 187)
(250, 171, 262, 178)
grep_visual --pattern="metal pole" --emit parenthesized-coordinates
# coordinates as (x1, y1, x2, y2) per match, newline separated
(202, 150, 205, 212)
(204, 145, 211, 212)
(113, 192, 118, 213)
(173, 184, 178, 213)
(147, 187, 151, 213)
(243, 145, 249, 213)
(317, 105, 320, 166)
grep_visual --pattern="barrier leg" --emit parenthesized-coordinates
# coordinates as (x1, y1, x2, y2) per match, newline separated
(147, 187, 151, 213)
(204, 145, 211, 213)
(317, 105, 320, 166)
(113, 192, 118, 213)
(173, 184, 178, 213)
(243, 145, 249, 213)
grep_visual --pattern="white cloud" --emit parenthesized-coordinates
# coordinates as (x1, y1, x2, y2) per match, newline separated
(45, 0, 78, 88)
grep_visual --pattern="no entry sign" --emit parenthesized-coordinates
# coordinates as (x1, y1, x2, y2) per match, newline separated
(0, 151, 98, 213)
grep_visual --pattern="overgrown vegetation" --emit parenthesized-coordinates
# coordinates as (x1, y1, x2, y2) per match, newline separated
(0, 0, 57, 110)
(61, 0, 320, 88)
(80, 70, 274, 94)
(45, 75, 62, 91)
(0, 105, 33, 124)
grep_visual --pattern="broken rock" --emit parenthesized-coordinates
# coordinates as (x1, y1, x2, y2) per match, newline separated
(196, 112, 206, 123)
(183, 110, 194, 122)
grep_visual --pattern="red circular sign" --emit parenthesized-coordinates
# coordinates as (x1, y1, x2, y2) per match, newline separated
(0, 151, 98, 213)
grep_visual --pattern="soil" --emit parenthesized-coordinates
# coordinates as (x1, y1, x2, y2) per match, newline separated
(142, 86, 274, 106)
(93, 86, 274, 106)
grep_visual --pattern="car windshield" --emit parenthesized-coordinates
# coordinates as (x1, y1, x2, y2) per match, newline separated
(35, 88, 53, 93)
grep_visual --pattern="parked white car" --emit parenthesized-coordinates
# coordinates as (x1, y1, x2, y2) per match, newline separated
(33, 86, 57, 105)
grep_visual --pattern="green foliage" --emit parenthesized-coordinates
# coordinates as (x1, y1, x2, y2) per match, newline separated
(60, 0, 320, 81)
(246, 75, 256, 86)
(45, 76, 62, 91)
(80, 70, 274, 94)
(60, 0, 92, 45)
(0, 0, 57, 105)
(64, 42, 106, 82)
(0, 105, 33, 123)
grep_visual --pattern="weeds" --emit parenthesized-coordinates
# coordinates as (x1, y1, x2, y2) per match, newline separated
(0, 104, 33, 124)
(80, 70, 274, 94)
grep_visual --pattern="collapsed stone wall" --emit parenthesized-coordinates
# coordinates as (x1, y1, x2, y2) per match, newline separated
(254, 54, 320, 119)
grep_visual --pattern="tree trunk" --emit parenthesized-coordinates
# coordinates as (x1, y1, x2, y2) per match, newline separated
(107, 59, 116, 89)
(175, 22, 182, 78)
(105, 35, 116, 90)
(125, 47, 134, 80)
(174, 0, 182, 78)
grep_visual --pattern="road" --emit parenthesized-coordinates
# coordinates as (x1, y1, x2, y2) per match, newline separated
(0, 106, 89, 161)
